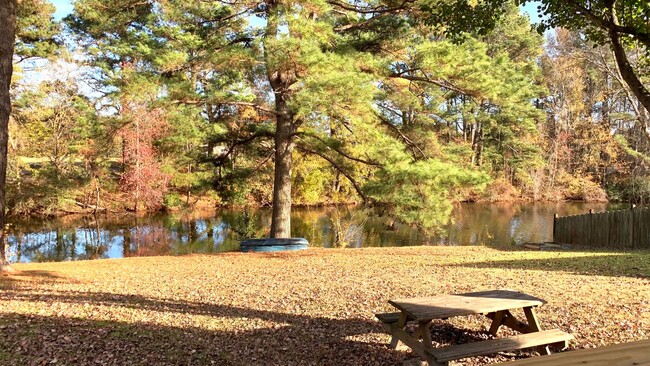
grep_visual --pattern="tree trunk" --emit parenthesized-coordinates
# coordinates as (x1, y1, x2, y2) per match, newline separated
(270, 100, 294, 238)
(265, 0, 296, 238)
(0, 0, 17, 272)
(608, 8, 650, 117)
(610, 33, 650, 115)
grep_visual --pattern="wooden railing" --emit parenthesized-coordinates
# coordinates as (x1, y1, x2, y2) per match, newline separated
(553, 206, 650, 249)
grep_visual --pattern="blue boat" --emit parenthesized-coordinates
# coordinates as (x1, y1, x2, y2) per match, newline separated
(240, 238, 309, 252)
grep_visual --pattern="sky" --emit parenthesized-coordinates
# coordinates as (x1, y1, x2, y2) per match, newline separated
(50, 0, 544, 22)
(51, 0, 73, 20)
(520, 2, 544, 22)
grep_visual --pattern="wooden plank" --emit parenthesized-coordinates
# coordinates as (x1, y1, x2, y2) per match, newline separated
(586, 214, 598, 245)
(600, 212, 610, 247)
(634, 209, 640, 249)
(625, 208, 636, 248)
(498, 339, 650, 365)
(391, 326, 426, 355)
(608, 211, 617, 248)
(638, 208, 643, 248)
(632, 208, 640, 249)
(554, 218, 562, 244)
(485, 310, 531, 334)
(523, 307, 553, 355)
(584, 213, 591, 247)
(560, 218, 568, 244)
(488, 311, 506, 335)
(619, 211, 624, 247)
(610, 211, 622, 248)
(390, 327, 442, 365)
(641, 208, 650, 249)
(523, 307, 542, 332)
(398, 311, 408, 327)
(375, 312, 401, 324)
(580, 215, 590, 245)
(640, 209, 645, 248)
(639, 208, 650, 249)
(389, 290, 545, 322)
(590, 212, 598, 247)
(379, 321, 401, 349)
(612, 211, 619, 248)
(589, 213, 598, 247)
(620, 209, 632, 248)
(428, 329, 574, 363)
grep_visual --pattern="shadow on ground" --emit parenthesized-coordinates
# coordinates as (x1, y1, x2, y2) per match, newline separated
(0, 287, 560, 365)
(0, 270, 68, 287)
(446, 252, 650, 278)
(0, 288, 411, 366)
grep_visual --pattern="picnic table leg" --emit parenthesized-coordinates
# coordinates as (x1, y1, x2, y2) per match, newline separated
(485, 310, 529, 334)
(488, 310, 506, 335)
(388, 323, 400, 349)
(416, 322, 446, 366)
(523, 306, 551, 356)
(523, 307, 542, 332)
(387, 312, 410, 349)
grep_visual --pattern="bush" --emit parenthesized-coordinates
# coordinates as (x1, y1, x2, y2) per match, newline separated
(611, 176, 650, 204)
(479, 178, 519, 202)
(163, 192, 183, 209)
(558, 174, 608, 202)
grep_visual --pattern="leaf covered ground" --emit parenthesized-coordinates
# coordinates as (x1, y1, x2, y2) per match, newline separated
(1, 246, 648, 365)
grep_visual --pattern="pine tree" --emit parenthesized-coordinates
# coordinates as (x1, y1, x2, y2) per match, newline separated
(67, 0, 555, 235)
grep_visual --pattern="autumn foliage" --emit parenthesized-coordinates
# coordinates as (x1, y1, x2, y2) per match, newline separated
(119, 103, 170, 211)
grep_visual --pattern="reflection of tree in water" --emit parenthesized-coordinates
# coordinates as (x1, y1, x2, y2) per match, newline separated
(329, 207, 366, 248)
(79, 215, 108, 260)
(6, 224, 79, 262)
(123, 219, 171, 257)
(6, 202, 630, 263)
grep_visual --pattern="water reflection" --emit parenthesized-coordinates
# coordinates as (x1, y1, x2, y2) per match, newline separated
(6, 202, 630, 263)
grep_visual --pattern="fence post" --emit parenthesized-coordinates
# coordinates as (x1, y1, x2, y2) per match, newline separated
(553, 213, 558, 242)
(631, 204, 636, 248)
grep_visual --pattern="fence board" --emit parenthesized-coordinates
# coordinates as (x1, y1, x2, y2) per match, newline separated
(553, 207, 649, 249)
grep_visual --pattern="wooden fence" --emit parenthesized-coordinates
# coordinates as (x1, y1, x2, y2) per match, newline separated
(553, 206, 650, 249)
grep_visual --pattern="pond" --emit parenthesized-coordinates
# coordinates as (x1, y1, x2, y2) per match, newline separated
(5, 202, 631, 263)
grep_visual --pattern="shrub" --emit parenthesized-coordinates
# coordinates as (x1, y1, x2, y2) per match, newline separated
(558, 174, 608, 202)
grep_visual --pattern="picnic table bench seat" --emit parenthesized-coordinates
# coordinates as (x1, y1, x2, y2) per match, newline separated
(374, 312, 401, 324)
(427, 329, 573, 363)
(375, 311, 573, 365)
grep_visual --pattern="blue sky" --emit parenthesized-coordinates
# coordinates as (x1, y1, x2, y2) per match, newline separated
(520, 2, 543, 22)
(50, 0, 543, 22)
(51, 0, 73, 20)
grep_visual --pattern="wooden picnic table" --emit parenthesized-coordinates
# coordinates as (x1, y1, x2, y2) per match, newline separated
(376, 289, 573, 366)
(498, 339, 650, 365)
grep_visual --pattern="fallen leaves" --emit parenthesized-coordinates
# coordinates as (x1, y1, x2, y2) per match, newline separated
(0, 246, 648, 365)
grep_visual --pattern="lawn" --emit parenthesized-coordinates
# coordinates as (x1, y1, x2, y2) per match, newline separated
(1, 246, 648, 365)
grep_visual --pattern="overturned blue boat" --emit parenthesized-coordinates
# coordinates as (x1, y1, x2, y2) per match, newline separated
(240, 238, 309, 252)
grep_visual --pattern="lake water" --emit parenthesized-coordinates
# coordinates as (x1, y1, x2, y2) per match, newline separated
(5, 202, 631, 263)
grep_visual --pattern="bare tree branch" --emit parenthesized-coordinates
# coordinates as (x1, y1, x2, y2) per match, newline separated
(298, 132, 382, 166)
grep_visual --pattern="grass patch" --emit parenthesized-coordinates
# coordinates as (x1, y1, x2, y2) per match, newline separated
(1, 246, 648, 365)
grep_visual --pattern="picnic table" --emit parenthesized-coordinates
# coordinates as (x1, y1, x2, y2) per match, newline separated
(376, 289, 574, 366)
(498, 338, 650, 365)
